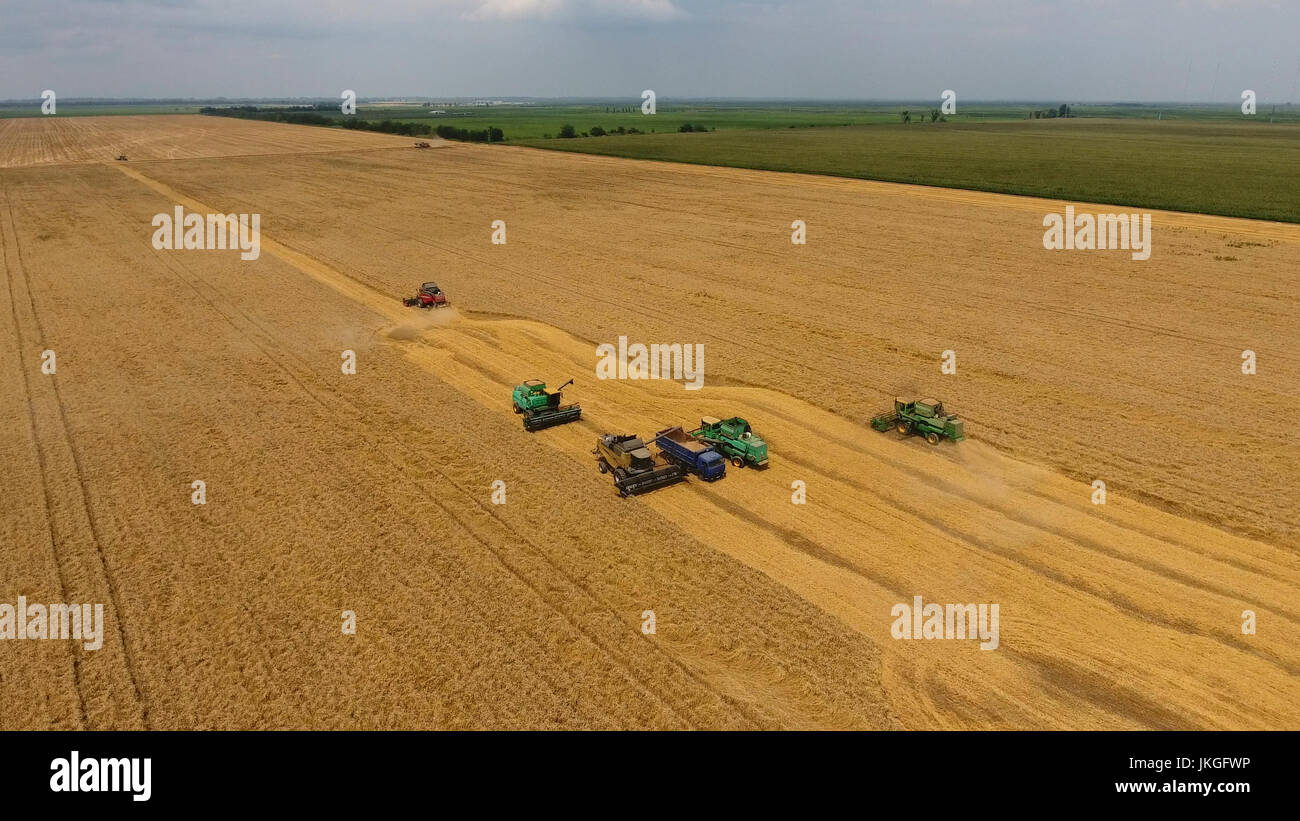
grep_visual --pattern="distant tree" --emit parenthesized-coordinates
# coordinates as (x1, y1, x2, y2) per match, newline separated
(901, 110, 910, 123)
(930, 108, 940, 123)
(590, 126, 606, 136)
(489, 126, 504, 142)
(679, 123, 694, 132)
(1059, 104, 1069, 118)
(558, 124, 576, 138)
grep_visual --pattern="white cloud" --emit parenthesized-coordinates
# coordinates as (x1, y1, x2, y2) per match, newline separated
(465, 0, 566, 21)
(464, 0, 686, 22)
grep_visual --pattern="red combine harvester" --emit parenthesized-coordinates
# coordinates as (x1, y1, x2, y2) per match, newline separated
(402, 282, 449, 309)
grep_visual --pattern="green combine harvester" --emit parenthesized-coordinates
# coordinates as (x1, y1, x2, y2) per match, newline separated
(512, 378, 582, 431)
(871, 398, 965, 444)
(688, 416, 769, 468)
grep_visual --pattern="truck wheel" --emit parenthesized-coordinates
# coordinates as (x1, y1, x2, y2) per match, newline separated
(925, 432, 940, 445)
(731, 456, 745, 469)
(597, 461, 608, 474)
(896, 421, 909, 435)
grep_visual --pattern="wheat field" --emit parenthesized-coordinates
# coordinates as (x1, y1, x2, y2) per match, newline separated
(1, 116, 1297, 729)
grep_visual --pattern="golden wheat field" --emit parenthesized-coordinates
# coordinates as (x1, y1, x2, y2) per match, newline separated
(1, 115, 1297, 730)
(0, 114, 422, 168)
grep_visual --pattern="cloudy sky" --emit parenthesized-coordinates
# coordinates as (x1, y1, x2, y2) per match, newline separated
(2, 0, 1298, 102)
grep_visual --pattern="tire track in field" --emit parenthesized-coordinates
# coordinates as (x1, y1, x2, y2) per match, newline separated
(0, 181, 88, 729)
(0, 184, 148, 729)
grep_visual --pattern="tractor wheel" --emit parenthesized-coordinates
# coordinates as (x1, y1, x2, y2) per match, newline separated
(597, 461, 608, 474)
(896, 421, 910, 435)
(925, 432, 940, 445)
(731, 456, 745, 469)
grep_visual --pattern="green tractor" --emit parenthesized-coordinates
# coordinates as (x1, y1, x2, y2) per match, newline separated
(688, 416, 769, 468)
(512, 378, 582, 431)
(871, 398, 965, 445)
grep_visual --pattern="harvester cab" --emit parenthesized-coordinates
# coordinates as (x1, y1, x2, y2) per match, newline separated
(512, 378, 582, 431)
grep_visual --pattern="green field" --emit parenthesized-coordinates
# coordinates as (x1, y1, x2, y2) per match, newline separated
(346, 102, 1028, 138)
(5, 99, 1296, 222)
(199, 99, 1300, 222)
(246, 100, 1300, 140)
(518, 118, 1300, 223)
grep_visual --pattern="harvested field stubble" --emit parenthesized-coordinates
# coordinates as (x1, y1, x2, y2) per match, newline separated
(1, 116, 1297, 729)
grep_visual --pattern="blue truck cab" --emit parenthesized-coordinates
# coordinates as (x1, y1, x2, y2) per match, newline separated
(653, 426, 726, 481)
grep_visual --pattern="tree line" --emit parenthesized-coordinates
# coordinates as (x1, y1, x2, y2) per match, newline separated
(199, 106, 504, 142)
(554, 123, 705, 138)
